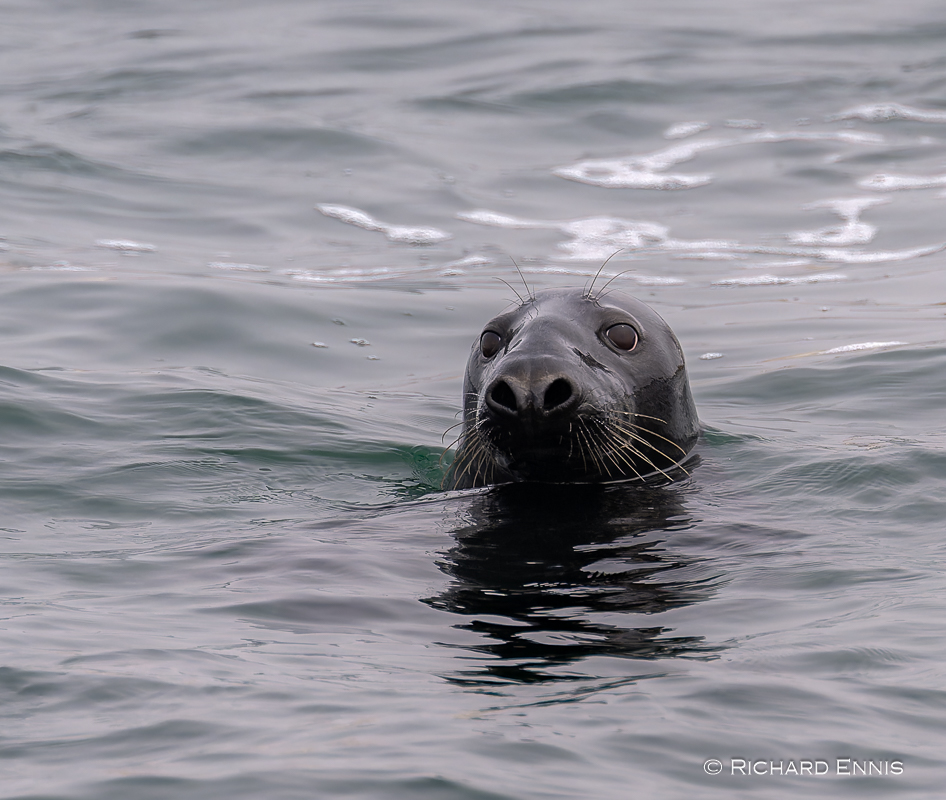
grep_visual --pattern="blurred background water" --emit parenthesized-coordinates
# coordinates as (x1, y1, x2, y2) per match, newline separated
(2, 1, 946, 798)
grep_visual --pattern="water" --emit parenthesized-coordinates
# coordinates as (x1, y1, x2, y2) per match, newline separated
(2, 1, 946, 797)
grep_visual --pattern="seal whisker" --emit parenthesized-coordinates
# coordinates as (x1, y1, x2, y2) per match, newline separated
(574, 419, 598, 477)
(593, 415, 687, 480)
(611, 410, 669, 425)
(438, 439, 462, 468)
(590, 418, 650, 481)
(614, 439, 674, 480)
(599, 426, 673, 480)
(585, 249, 625, 300)
(587, 419, 626, 480)
(592, 435, 619, 480)
(585, 424, 611, 477)
(601, 438, 646, 481)
(461, 445, 483, 488)
(592, 428, 625, 480)
(471, 442, 493, 488)
(610, 419, 692, 459)
(440, 419, 466, 445)
(464, 426, 495, 488)
(585, 420, 612, 479)
(591, 267, 636, 301)
(447, 422, 496, 488)
(443, 443, 474, 488)
(509, 255, 534, 303)
(607, 421, 674, 455)
(494, 276, 525, 305)
(606, 424, 690, 478)
(575, 424, 590, 475)
(606, 420, 690, 468)
(438, 425, 474, 472)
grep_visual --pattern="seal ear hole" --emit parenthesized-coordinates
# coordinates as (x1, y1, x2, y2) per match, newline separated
(480, 330, 502, 359)
(604, 323, 638, 351)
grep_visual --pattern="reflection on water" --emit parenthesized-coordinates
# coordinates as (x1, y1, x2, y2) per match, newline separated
(427, 479, 722, 683)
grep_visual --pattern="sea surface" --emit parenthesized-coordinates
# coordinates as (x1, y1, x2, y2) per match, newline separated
(2, 1, 946, 798)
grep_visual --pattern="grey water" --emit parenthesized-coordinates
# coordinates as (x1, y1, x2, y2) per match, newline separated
(2, 1, 946, 798)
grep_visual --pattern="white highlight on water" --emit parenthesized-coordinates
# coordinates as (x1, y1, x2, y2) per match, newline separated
(317, 204, 452, 244)
(95, 239, 157, 252)
(458, 205, 943, 268)
(208, 262, 271, 272)
(821, 341, 905, 354)
(457, 208, 725, 262)
(518, 264, 685, 285)
(27, 263, 96, 272)
(284, 254, 494, 284)
(723, 119, 764, 129)
(552, 129, 884, 190)
(859, 173, 946, 191)
(789, 197, 887, 246)
(663, 121, 710, 139)
(713, 273, 848, 286)
(437, 254, 493, 276)
(829, 102, 946, 123)
(805, 242, 946, 263)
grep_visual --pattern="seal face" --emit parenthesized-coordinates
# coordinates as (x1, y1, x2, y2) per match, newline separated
(446, 288, 699, 489)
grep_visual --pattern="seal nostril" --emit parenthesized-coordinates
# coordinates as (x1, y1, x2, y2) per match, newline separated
(490, 380, 518, 414)
(543, 378, 573, 412)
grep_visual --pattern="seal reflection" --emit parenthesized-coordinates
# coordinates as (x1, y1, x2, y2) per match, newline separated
(425, 479, 721, 683)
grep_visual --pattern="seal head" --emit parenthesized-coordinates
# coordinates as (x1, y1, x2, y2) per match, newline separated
(447, 288, 698, 489)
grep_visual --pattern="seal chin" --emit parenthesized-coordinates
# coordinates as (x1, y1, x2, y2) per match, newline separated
(481, 431, 576, 482)
(446, 288, 699, 490)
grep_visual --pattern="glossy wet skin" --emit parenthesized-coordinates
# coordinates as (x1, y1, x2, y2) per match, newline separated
(447, 288, 699, 489)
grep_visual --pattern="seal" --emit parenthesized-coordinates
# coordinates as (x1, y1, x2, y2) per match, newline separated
(446, 287, 699, 489)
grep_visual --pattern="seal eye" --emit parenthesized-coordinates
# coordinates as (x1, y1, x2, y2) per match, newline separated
(605, 323, 638, 351)
(480, 330, 502, 358)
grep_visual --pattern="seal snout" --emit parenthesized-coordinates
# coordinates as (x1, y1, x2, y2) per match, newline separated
(485, 373, 579, 423)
